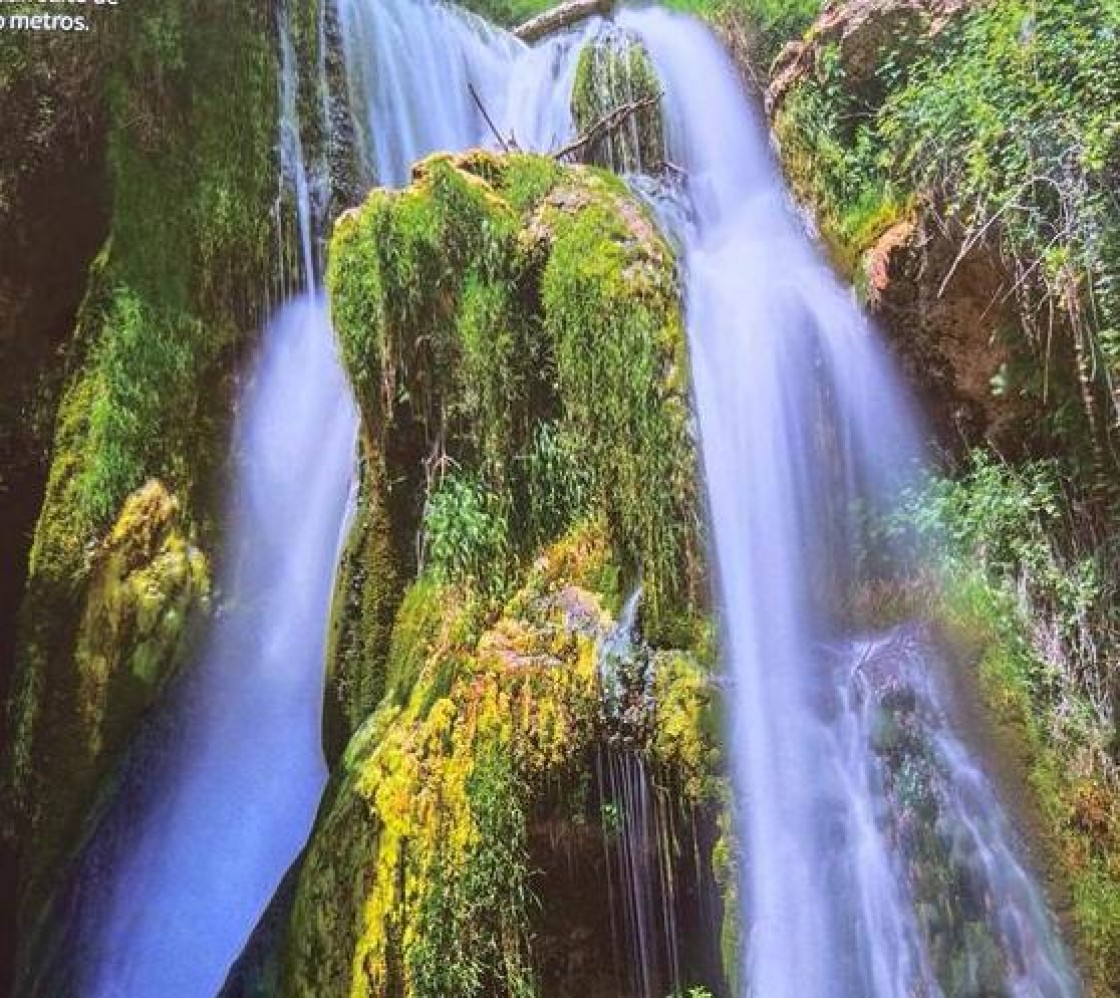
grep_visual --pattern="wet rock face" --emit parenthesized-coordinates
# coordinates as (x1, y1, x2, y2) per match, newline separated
(862, 215, 1031, 454)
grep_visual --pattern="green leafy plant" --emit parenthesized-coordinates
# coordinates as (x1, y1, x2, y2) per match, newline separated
(422, 472, 511, 591)
(666, 0, 824, 67)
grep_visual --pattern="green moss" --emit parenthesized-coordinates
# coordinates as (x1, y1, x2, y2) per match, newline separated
(711, 791, 741, 995)
(772, 38, 914, 277)
(570, 31, 665, 174)
(285, 534, 603, 998)
(309, 153, 721, 995)
(284, 526, 721, 998)
(326, 151, 701, 742)
(501, 156, 563, 214)
(10, 479, 209, 901)
(540, 179, 697, 636)
(5, 0, 279, 913)
(651, 650, 721, 799)
(324, 456, 405, 763)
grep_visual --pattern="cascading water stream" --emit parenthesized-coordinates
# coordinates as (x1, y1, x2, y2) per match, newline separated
(53, 11, 357, 997)
(50, 4, 599, 996)
(621, 7, 1083, 997)
(334, 0, 595, 187)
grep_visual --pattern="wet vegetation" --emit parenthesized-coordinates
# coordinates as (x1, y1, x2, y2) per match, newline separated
(1, 1, 1119, 997)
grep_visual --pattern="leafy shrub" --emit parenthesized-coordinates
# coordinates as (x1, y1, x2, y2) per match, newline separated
(895, 451, 1116, 722)
(667, 0, 823, 67)
(516, 421, 591, 550)
(882, 1, 1120, 463)
(422, 473, 511, 590)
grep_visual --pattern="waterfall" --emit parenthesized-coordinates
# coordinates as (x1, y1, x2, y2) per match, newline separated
(49, 3, 596, 997)
(621, 7, 1083, 997)
(54, 11, 358, 998)
(334, 0, 595, 187)
(47, 2, 1086, 996)
(595, 592, 688, 998)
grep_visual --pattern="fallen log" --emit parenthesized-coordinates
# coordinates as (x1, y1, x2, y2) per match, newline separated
(513, 0, 614, 44)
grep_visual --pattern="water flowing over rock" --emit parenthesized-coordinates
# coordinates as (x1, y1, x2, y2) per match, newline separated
(569, 27, 665, 174)
(623, 6, 1083, 996)
(4, 2, 1103, 997)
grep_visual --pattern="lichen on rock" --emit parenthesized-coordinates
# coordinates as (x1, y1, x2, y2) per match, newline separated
(73, 480, 209, 763)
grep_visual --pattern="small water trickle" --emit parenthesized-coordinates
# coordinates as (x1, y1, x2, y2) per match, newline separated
(593, 592, 690, 998)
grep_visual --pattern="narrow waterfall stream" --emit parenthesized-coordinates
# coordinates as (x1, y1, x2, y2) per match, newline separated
(57, 16, 359, 998)
(47, 3, 1088, 997)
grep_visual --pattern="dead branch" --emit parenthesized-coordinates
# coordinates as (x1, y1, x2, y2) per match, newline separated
(553, 92, 661, 164)
(514, 0, 614, 45)
(469, 82, 518, 152)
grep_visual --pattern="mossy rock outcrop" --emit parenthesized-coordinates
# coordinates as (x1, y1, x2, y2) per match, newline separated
(72, 481, 209, 768)
(7, 479, 209, 903)
(570, 29, 665, 175)
(283, 527, 723, 998)
(276, 151, 727, 997)
(2, 0, 282, 948)
(324, 150, 703, 752)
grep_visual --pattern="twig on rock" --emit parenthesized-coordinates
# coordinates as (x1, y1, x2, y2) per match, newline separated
(553, 92, 661, 163)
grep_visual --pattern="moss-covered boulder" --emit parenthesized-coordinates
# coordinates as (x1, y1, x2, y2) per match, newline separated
(72, 481, 209, 773)
(570, 30, 665, 174)
(7, 480, 208, 899)
(324, 150, 702, 752)
(276, 150, 726, 997)
(282, 526, 722, 998)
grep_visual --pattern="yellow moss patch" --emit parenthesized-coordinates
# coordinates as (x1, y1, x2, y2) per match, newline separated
(285, 524, 722, 998)
(75, 479, 209, 762)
